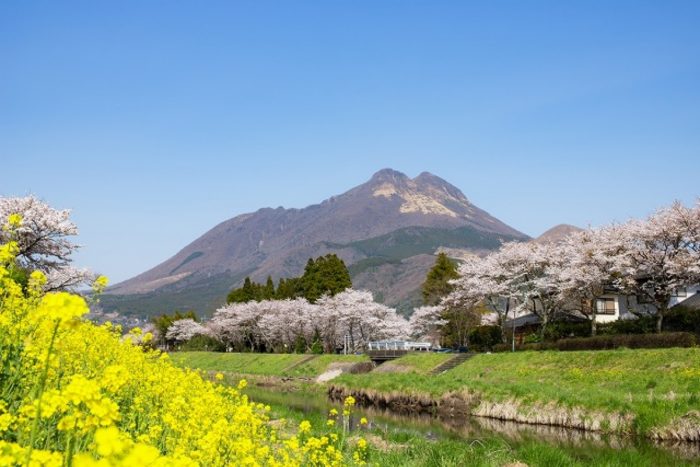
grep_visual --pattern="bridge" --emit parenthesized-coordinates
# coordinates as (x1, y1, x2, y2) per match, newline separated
(365, 340, 432, 364)
(366, 349, 409, 363)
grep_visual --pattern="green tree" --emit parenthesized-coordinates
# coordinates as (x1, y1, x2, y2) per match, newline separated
(227, 276, 278, 303)
(275, 277, 303, 300)
(294, 334, 307, 354)
(422, 252, 459, 305)
(310, 329, 324, 354)
(225, 254, 351, 304)
(301, 254, 352, 302)
(440, 303, 486, 348)
(263, 276, 275, 300)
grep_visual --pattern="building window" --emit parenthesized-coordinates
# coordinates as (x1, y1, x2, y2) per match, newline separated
(596, 298, 616, 315)
(672, 288, 688, 298)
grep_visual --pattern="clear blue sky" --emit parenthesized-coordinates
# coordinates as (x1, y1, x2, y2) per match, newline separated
(2, 1, 699, 283)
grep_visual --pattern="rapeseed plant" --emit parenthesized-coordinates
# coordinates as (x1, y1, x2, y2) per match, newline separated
(0, 216, 364, 466)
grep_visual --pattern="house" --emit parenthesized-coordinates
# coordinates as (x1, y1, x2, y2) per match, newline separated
(672, 292, 700, 311)
(594, 285, 700, 322)
(500, 285, 700, 331)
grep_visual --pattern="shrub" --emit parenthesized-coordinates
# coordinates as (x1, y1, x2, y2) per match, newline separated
(555, 332, 696, 351)
(523, 333, 541, 344)
(179, 334, 226, 352)
(543, 321, 591, 341)
(468, 325, 502, 352)
(598, 316, 656, 335)
(492, 342, 556, 352)
(664, 306, 700, 334)
(492, 333, 695, 352)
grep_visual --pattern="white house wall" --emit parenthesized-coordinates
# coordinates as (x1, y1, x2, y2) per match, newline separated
(669, 285, 700, 307)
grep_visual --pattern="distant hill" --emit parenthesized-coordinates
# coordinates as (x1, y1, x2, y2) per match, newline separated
(101, 169, 529, 318)
(533, 224, 583, 244)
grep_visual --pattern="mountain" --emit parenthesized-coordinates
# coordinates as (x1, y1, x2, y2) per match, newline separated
(533, 224, 583, 244)
(101, 169, 529, 318)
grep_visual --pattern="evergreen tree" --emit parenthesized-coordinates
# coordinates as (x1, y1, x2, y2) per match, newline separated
(294, 334, 307, 354)
(301, 254, 352, 302)
(227, 276, 273, 303)
(226, 254, 351, 304)
(422, 252, 459, 305)
(263, 276, 275, 300)
(310, 329, 323, 354)
(275, 277, 303, 299)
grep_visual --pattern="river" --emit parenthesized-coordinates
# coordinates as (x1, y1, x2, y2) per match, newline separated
(245, 385, 700, 465)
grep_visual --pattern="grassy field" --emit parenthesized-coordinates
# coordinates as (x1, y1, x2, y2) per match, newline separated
(171, 351, 369, 377)
(374, 352, 454, 374)
(172, 349, 700, 437)
(334, 348, 700, 436)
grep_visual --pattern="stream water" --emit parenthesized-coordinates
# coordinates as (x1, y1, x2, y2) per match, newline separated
(245, 385, 700, 464)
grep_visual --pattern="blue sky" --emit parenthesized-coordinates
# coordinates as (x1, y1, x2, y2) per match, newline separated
(2, 1, 699, 283)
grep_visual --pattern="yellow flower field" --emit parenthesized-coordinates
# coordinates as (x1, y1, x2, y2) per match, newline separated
(0, 218, 365, 466)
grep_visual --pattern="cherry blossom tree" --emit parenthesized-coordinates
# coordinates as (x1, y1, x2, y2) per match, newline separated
(166, 319, 208, 343)
(613, 201, 700, 332)
(487, 241, 569, 339)
(317, 289, 409, 353)
(208, 289, 409, 353)
(549, 227, 624, 335)
(208, 301, 268, 351)
(448, 252, 519, 342)
(0, 196, 94, 290)
(408, 305, 445, 342)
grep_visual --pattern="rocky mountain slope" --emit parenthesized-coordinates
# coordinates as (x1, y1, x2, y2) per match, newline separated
(101, 169, 529, 317)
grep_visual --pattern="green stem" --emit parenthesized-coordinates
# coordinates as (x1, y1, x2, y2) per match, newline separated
(25, 319, 61, 464)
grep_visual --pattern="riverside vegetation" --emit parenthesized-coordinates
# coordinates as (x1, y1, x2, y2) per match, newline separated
(0, 217, 369, 466)
(173, 350, 700, 466)
(172, 349, 700, 440)
(330, 349, 700, 440)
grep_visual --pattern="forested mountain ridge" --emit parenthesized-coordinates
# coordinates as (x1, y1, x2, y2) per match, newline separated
(102, 169, 528, 318)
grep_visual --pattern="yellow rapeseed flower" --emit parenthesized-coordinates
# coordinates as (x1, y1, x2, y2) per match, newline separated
(7, 213, 22, 228)
(299, 420, 312, 434)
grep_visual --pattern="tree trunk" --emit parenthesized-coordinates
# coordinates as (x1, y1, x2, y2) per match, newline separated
(588, 298, 598, 336)
(500, 301, 511, 344)
(539, 314, 548, 340)
(656, 311, 664, 333)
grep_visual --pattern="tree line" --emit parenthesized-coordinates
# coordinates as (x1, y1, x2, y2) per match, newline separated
(226, 254, 352, 303)
(419, 200, 700, 348)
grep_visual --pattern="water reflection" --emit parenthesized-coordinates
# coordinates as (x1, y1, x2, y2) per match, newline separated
(244, 385, 700, 460)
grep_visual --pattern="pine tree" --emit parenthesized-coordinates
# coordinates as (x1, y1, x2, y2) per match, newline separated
(263, 276, 275, 299)
(310, 328, 324, 354)
(422, 252, 459, 305)
(301, 254, 352, 302)
(294, 334, 307, 354)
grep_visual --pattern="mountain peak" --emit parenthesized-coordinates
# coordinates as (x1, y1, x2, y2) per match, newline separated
(413, 171, 469, 202)
(369, 168, 410, 184)
(364, 169, 471, 218)
(107, 169, 528, 311)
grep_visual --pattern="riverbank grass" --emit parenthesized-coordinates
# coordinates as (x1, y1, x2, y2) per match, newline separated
(373, 352, 453, 374)
(250, 386, 696, 467)
(334, 348, 700, 436)
(171, 351, 369, 377)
